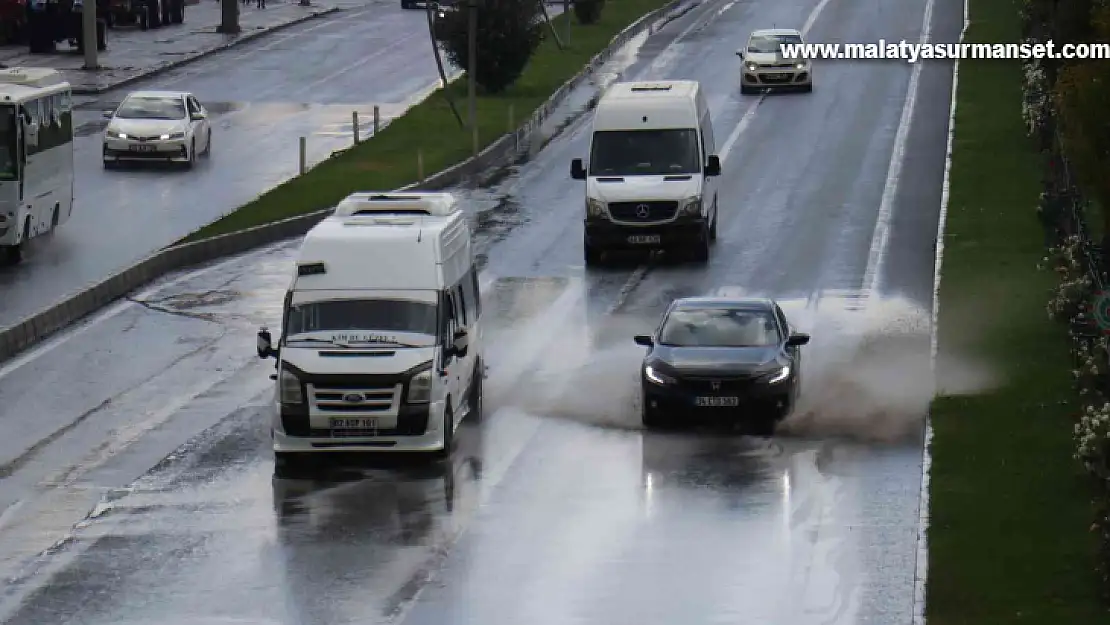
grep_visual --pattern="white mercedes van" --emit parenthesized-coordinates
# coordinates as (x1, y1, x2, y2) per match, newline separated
(570, 80, 722, 266)
(255, 192, 484, 475)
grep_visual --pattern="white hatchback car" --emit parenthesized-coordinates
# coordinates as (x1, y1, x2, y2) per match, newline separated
(102, 90, 212, 168)
(736, 28, 813, 94)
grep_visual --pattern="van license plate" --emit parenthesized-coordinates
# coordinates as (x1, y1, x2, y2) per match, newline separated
(129, 144, 155, 152)
(695, 396, 739, 407)
(330, 417, 378, 429)
(628, 234, 661, 244)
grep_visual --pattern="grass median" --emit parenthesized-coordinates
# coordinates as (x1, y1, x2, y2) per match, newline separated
(926, 0, 1106, 622)
(177, 0, 675, 244)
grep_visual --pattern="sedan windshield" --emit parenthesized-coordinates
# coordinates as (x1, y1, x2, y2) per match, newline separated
(114, 96, 186, 120)
(658, 308, 781, 347)
(588, 129, 701, 176)
(747, 33, 802, 53)
(285, 299, 438, 340)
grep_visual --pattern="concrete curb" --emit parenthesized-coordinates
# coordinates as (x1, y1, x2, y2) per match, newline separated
(71, 4, 341, 95)
(0, 0, 694, 366)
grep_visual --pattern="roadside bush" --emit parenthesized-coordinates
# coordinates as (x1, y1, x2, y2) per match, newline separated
(434, 0, 544, 94)
(574, 0, 604, 24)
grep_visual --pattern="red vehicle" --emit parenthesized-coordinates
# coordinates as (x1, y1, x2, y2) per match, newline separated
(0, 0, 27, 44)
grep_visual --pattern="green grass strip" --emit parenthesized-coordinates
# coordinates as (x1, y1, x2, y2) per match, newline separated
(177, 0, 674, 244)
(926, 0, 1106, 622)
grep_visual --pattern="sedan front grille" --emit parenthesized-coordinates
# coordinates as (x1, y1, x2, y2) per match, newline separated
(676, 375, 760, 393)
(608, 201, 679, 222)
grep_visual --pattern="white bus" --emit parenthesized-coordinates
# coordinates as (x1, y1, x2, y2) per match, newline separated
(0, 67, 75, 265)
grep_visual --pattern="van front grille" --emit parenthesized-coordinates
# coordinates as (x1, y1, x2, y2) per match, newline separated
(608, 201, 679, 222)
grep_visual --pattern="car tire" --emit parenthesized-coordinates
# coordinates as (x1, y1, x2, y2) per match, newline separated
(468, 362, 484, 423)
(709, 210, 718, 242)
(401, 0, 414, 7)
(103, 158, 116, 169)
(691, 229, 710, 264)
(802, 83, 813, 93)
(434, 407, 454, 460)
(740, 84, 756, 95)
(203, 130, 212, 156)
(183, 139, 195, 169)
(274, 452, 309, 479)
(584, 243, 603, 267)
(750, 417, 777, 437)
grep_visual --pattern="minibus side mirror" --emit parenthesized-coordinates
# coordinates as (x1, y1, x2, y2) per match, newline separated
(735, 50, 744, 59)
(452, 328, 469, 358)
(786, 332, 810, 347)
(257, 326, 275, 359)
(634, 334, 653, 347)
(704, 155, 721, 177)
(570, 158, 586, 180)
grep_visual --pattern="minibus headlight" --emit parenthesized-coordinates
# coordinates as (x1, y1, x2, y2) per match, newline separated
(408, 369, 432, 403)
(586, 198, 606, 218)
(746, 63, 758, 72)
(680, 197, 702, 216)
(279, 369, 304, 404)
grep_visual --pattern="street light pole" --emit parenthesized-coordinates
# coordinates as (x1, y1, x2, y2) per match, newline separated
(81, 0, 98, 69)
(468, 0, 478, 159)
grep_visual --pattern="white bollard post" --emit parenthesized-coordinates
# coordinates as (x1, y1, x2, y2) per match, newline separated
(299, 137, 307, 175)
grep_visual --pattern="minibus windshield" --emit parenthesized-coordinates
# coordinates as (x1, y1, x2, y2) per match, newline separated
(588, 129, 701, 176)
(284, 298, 438, 342)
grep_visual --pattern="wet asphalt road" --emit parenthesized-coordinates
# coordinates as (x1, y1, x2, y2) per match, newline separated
(0, 0, 962, 621)
(0, 0, 455, 329)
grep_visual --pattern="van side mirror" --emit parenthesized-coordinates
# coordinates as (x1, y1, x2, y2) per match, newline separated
(634, 334, 653, 347)
(704, 155, 721, 177)
(452, 328, 469, 358)
(570, 158, 586, 180)
(786, 332, 810, 347)
(735, 50, 744, 59)
(257, 326, 275, 358)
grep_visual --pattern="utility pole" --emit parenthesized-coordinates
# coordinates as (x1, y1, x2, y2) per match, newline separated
(218, 0, 241, 34)
(81, 0, 98, 69)
(468, 0, 478, 159)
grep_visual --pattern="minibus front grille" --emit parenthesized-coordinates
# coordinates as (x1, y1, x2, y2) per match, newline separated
(308, 383, 401, 414)
(607, 201, 679, 222)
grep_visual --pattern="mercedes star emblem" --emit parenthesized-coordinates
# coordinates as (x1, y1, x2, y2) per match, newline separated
(636, 204, 650, 218)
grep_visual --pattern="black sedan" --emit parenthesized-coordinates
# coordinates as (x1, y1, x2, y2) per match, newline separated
(633, 296, 810, 434)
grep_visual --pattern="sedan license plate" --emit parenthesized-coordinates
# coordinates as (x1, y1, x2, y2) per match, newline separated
(330, 417, 378, 430)
(695, 396, 739, 407)
(129, 144, 155, 152)
(628, 234, 661, 245)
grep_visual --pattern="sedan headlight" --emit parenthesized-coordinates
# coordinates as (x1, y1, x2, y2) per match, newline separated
(644, 364, 675, 385)
(105, 130, 127, 139)
(680, 196, 702, 216)
(765, 365, 791, 384)
(746, 63, 758, 72)
(795, 62, 807, 69)
(408, 369, 432, 403)
(586, 198, 606, 218)
(160, 132, 186, 140)
(279, 369, 304, 404)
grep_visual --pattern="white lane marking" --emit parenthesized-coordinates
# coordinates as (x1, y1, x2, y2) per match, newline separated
(860, 0, 937, 294)
(717, 0, 837, 163)
(913, 0, 969, 622)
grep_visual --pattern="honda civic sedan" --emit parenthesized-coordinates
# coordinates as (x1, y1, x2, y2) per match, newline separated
(633, 296, 810, 435)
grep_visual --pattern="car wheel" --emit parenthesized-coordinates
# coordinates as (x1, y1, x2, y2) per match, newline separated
(709, 210, 718, 242)
(691, 229, 710, 264)
(401, 0, 414, 7)
(183, 139, 195, 169)
(434, 408, 454, 460)
(203, 130, 212, 156)
(103, 158, 116, 169)
(740, 84, 756, 95)
(584, 243, 603, 267)
(468, 362, 484, 423)
(750, 417, 777, 437)
(802, 83, 813, 93)
(274, 452, 309, 479)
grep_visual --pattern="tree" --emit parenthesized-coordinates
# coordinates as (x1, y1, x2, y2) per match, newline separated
(1054, 4, 1110, 261)
(435, 0, 544, 94)
(574, 0, 604, 25)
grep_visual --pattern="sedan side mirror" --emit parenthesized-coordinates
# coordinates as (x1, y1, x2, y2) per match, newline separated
(704, 155, 721, 177)
(452, 328, 469, 358)
(570, 158, 586, 180)
(735, 50, 744, 59)
(257, 326, 275, 358)
(190, 112, 206, 121)
(102, 110, 114, 119)
(634, 334, 653, 347)
(786, 333, 810, 347)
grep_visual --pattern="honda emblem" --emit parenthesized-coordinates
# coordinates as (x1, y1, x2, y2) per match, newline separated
(710, 380, 721, 391)
(636, 204, 650, 218)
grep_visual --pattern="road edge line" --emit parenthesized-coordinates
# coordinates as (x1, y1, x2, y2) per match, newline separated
(0, 0, 693, 368)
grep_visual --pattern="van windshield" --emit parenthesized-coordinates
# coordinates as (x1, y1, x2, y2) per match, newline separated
(284, 299, 438, 344)
(588, 129, 701, 176)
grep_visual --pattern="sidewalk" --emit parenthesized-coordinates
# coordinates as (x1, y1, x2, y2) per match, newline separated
(0, 0, 341, 94)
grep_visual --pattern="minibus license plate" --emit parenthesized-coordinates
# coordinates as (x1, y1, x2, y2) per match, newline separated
(330, 417, 378, 429)
(628, 234, 661, 245)
(695, 396, 739, 407)
(129, 144, 155, 152)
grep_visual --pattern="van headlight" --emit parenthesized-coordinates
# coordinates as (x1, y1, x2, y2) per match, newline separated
(765, 365, 791, 384)
(586, 198, 606, 218)
(795, 62, 806, 69)
(408, 369, 432, 403)
(746, 63, 758, 72)
(279, 369, 304, 404)
(680, 196, 702, 216)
